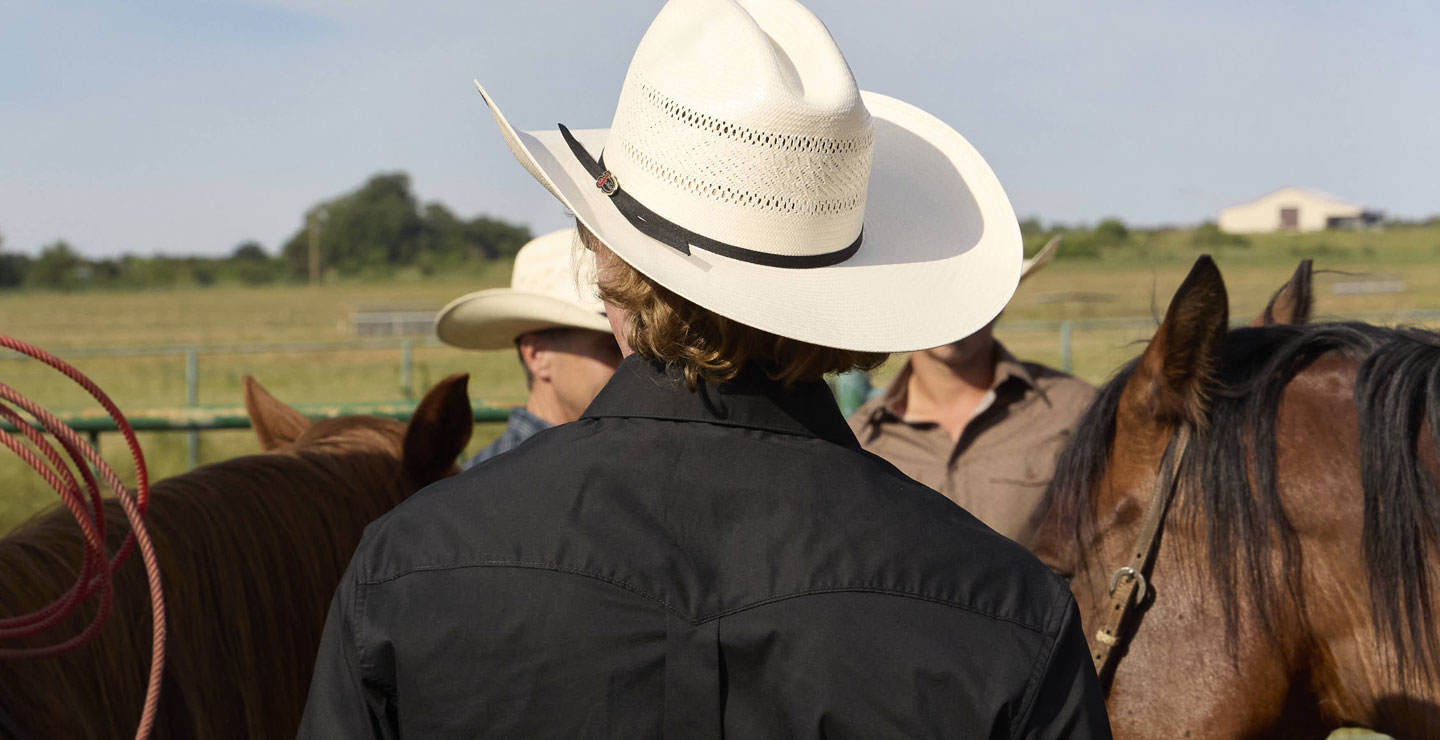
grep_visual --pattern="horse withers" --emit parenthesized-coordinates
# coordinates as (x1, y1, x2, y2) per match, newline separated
(0, 374, 472, 739)
(1032, 257, 1440, 738)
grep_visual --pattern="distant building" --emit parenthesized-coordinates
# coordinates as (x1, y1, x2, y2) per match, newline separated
(1218, 187, 1383, 234)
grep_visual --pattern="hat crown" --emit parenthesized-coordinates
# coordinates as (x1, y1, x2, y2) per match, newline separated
(510, 230, 603, 310)
(603, 0, 874, 260)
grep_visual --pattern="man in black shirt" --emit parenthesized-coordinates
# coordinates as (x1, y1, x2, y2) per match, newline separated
(299, 1, 1109, 737)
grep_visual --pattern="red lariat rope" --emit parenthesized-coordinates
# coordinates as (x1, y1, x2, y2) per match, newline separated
(0, 335, 166, 740)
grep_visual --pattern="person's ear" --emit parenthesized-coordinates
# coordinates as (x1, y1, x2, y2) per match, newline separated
(517, 333, 555, 384)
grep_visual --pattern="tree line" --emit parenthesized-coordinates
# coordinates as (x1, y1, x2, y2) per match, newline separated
(8, 181, 1436, 291)
(0, 172, 532, 290)
(1019, 216, 1250, 259)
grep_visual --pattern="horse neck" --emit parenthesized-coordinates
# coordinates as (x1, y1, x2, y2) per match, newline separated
(148, 452, 409, 733)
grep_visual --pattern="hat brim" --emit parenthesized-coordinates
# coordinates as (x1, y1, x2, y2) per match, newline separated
(1019, 235, 1062, 283)
(435, 289, 612, 350)
(475, 83, 1021, 353)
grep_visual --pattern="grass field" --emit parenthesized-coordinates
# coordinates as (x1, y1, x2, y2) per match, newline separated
(0, 261, 524, 531)
(3, 225, 1439, 533)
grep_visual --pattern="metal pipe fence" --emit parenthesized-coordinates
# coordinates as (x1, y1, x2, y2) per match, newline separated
(10, 309, 1440, 382)
(5, 307, 1439, 466)
(0, 401, 514, 463)
(0, 337, 447, 467)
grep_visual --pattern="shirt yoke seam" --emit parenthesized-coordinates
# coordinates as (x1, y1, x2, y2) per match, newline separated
(584, 412, 845, 445)
(357, 559, 1053, 635)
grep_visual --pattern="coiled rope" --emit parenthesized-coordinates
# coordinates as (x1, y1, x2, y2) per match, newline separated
(0, 335, 166, 740)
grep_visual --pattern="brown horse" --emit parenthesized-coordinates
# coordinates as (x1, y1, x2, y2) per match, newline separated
(0, 374, 472, 739)
(1032, 256, 1440, 738)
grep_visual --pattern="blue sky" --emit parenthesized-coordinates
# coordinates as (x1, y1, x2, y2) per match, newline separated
(1, 0, 1436, 257)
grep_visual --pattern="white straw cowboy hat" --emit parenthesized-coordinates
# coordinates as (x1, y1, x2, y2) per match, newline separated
(474, 0, 1022, 352)
(435, 229, 611, 350)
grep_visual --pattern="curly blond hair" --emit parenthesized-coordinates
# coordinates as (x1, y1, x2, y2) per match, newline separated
(579, 225, 887, 389)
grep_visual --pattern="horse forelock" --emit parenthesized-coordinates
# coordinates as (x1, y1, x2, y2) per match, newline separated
(1048, 321, 1440, 685)
(293, 415, 407, 454)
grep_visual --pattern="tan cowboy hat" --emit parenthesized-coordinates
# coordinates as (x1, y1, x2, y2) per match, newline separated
(473, 0, 1022, 352)
(435, 229, 611, 350)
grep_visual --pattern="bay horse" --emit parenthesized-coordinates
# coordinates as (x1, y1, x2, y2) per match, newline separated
(1032, 256, 1440, 738)
(0, 374, 472, 739)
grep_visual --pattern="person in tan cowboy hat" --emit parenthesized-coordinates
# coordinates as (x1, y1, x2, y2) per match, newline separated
(849, 237, 1096, 548)
(301, 1, 1108, 737)
(435, 229, 622, 466)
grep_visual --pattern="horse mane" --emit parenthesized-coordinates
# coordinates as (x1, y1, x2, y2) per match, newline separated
(1049, 321, 1440, 682)
(0, 417, 413, 739)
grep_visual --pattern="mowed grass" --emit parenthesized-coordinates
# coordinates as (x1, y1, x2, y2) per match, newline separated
(0, 265, 522, 532)
(879, 225, 1440, 387)
(0, 259, 515, 349)
(4, 227, 1440, 532)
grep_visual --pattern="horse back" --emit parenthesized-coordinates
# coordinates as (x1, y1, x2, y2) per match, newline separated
(0, 448, 408, 739)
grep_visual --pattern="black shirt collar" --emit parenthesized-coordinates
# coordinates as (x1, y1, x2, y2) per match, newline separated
(583, 355, 860, 449)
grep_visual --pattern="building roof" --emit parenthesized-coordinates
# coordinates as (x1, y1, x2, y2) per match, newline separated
(1220, 186, 1362, 212)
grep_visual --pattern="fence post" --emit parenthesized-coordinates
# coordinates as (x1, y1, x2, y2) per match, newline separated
(185, 347, 199, 469)
(400, 339, 414, 400)
(1059, 320, 1073, 375)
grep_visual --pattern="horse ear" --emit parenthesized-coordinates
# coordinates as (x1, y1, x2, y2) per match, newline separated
(1123, 256, 1229, 427)
(243, 376, 310, 451)
(1252, 258, 1313, 326)
(403, 373, 473, 488)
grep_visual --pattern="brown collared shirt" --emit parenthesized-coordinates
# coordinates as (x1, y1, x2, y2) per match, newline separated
(848, 344, 1094, 547)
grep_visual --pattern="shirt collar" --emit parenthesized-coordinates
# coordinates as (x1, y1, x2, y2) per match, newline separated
(993, 342, 1039, 391)
(506, 406, 552, 435)
(583, 355, 860, 449)
(872, 340, 1039, 422)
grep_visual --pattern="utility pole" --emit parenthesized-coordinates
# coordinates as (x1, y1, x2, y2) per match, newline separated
(307, 208, 325, 285)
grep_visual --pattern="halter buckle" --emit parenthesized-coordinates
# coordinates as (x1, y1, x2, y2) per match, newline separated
(1108, 565, 1148, 604)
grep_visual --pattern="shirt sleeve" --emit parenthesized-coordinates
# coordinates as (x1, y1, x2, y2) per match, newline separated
(1011, 596, 1113, 740)
(297, 557, 395, 740)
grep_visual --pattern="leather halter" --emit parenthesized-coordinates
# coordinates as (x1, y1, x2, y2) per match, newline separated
(1091, 425, 1193, 685)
